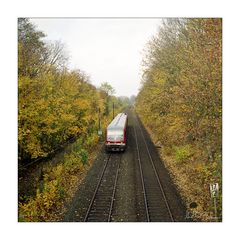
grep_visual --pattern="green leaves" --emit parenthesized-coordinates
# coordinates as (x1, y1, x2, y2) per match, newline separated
(18, 19, 130, 163)
(173, 145, 192, 164)
(137, 18, 222, 157)
(136, 19, 222, 220)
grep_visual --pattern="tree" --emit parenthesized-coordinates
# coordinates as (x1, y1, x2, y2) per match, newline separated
(44, 41, 69, 72)
(99, 82, 115, 116)
(18, 18, 46, 77)
(99, 82, 115, 96)
(135, 18, 222, 220)
(18, 18, 68, 77)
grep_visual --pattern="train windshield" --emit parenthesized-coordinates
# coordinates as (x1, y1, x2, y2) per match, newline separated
(107, 130, 124, 141)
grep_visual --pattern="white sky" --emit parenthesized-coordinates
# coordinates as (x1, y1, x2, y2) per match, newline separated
(31, 18, 161, 97)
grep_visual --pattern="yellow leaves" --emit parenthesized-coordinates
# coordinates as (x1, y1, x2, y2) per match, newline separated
(19, 66, 121, 162)
(137, 18, 222, 148)
(136, 18, 222, 220)
(18, 179, 59, 221)
(60, 112, 77, 123)
(19, 72, 91, 160)
(68, 126, 80, 135)
(49, 165, 64, 181)
(72, 98, 90, 113)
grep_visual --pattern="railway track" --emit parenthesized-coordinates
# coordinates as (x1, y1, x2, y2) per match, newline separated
(84, 153, 121, 222)
(133, 114, 174, 222)
(84, 113, 174, 222)
(63, 109, 186, 222)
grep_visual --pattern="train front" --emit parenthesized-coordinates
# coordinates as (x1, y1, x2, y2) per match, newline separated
(105, 113, 127, 152)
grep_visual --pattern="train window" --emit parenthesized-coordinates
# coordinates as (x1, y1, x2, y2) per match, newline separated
(107, 130, 124, 141)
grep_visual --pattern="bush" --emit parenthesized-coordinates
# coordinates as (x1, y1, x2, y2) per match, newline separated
(173, 144, 192, 164)
(19, 180, 61, 222)
(80, 149, 88, 165)
(63, 153, 82, 173)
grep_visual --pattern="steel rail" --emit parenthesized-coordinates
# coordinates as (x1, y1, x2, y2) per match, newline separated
(107, 154, 122, 222)
(84, 154, 111, 222)
(136, 115, 174, 222)
(133, 124, 150, 222)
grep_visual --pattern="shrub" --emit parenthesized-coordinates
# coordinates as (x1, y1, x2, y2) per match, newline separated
(173, 144, 192, 164)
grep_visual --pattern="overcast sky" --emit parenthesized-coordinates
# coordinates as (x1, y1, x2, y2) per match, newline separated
(31, 18, 161, 97)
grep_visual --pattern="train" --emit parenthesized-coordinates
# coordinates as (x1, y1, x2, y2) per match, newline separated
(105, 112, 128, 152)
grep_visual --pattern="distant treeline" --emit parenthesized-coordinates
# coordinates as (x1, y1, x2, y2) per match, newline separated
(135, 19, 222, 219)
(18, 18, 131, 163)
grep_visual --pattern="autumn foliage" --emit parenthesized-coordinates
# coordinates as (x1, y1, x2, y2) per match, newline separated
(18, 18, 130, 221)
(18, 18, 127, 164)
(136, 19, 222, 220)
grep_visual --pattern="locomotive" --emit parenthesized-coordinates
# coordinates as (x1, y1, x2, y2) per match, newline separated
(105, 112, 128, 152)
